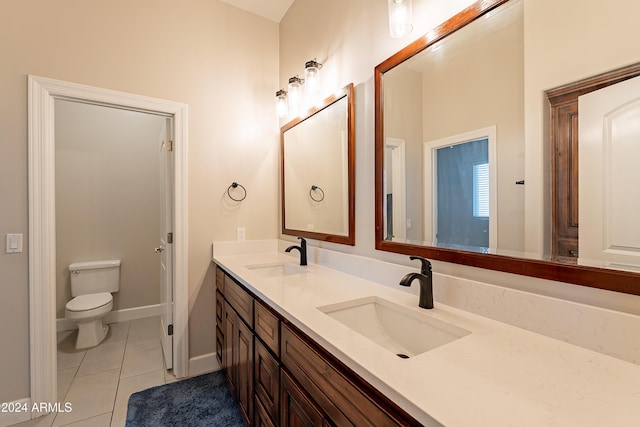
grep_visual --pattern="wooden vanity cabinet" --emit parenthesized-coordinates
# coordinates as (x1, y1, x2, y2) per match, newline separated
(255, 338, 280, 423)
(280, 369, 329, 427)
(219, 268, 254, 426)
(215, 291, 224, 366)
(237, 317, 254, 426)
(255, 397, 277, 427)
(215, 265, 420, 427)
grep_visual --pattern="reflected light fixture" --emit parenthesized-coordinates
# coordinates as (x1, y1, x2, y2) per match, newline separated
(276, 89, 288, 118)
(288, 75, 304, 117)
(388, 0, 413, 38)
(304, 59, 323, 103)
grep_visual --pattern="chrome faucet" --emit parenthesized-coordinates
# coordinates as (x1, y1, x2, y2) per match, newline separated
(285, 237, 307, 266)
(399, 256, 433, 309)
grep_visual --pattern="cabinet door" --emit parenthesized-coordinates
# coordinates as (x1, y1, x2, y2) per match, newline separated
(280, 369, 325, 427)
(255, 338, 279, 423)
(223, 302, 237, 395)
(255, 397, 277, 427)
(215, 326, 224, 368)
(236, 318, 254, 426)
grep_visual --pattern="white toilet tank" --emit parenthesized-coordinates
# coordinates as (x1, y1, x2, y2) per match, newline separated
(69, 260, 121, 296)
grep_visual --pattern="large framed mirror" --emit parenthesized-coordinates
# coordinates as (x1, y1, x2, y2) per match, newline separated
(282, 83, 355, 245)
(374, 0, 640, 294)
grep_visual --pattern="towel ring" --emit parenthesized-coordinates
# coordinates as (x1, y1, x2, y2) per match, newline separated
(310, 185, 324, 202)
(227, 182, 247, 202)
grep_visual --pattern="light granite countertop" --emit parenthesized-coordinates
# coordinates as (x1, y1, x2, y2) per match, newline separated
(213, 251, 640, 426)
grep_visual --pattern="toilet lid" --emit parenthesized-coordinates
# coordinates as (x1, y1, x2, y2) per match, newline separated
(66, 293, 112, 312)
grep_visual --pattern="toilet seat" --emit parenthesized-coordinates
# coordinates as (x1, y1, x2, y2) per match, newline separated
(66, 292, 113, 312)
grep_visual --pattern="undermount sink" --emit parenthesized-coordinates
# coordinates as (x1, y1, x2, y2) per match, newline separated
(245, 262, 308, 278)
(318, 296, 470, 358)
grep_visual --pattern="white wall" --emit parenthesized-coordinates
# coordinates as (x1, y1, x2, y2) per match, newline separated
(279, 0, 640, 321)
(55, 100, 164, 318)
(0, 0, 279, 404)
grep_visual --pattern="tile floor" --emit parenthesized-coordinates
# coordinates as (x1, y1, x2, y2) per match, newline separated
(16, 316, 176, 427)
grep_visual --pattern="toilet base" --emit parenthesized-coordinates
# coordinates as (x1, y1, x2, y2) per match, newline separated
(75, 320, 109, 349)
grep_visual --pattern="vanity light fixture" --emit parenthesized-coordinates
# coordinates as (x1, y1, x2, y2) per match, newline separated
(304, 59, 323, 103)
(288, 75, 305, 117)
(388, 0, 413, 38)
(276, 89, 289, 118)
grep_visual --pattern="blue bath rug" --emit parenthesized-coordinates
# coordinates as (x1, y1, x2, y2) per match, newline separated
(125, 370, 244, 427)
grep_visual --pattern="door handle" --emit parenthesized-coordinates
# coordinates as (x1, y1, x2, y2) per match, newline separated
(155, 246, 165, 253)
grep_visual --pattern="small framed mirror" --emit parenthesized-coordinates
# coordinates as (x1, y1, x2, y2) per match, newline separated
(281, 83, 355, 245)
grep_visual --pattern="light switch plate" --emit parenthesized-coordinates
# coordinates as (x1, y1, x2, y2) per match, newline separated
(6, 234, 23, 253)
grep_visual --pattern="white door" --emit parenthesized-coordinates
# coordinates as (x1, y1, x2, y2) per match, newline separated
(158, 118, 174, 369)
(579, 75, 640, 271)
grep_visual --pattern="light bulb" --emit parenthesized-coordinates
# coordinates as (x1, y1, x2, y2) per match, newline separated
(276, 89, 288, 118)
(304, 59, 322, 104)
(388, 0, 413, 38)
(288, 75, 304, 117)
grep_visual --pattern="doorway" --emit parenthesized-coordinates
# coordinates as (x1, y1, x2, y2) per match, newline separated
(28, 76, 189, 411)
(434, 138, 490, 249)
(424, 126, 497, 252)
(384, 138, 406, 242)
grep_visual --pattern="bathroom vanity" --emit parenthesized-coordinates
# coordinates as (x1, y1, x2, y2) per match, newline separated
(213, 244, 640, 426)
(215, 263, 419, 426)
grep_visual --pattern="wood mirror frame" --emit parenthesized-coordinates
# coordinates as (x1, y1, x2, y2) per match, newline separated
(282, 83, 356, 245)
(374, 0, 640, 295)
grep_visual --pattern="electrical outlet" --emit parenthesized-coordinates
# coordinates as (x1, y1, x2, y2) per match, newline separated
(237, 227, 246, 241)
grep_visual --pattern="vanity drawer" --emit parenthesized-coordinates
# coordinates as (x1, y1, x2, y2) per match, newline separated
(224, 274, 254, 326)
(281, 324, 400, 427)
(255, 301, 280, 356)
(216, 265, 225, 293)
(255, 338, 280, 423)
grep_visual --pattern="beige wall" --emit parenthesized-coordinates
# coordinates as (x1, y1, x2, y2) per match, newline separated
(383, 67, 424, 242)
(0, 0, 278, 403)
(419, 0, 524, 251)
(279, 0, 640, 340)
(55, 100, 164, 318)
(279, 0, 478, 257)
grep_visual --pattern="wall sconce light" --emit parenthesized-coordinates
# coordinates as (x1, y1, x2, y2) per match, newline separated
(277, 59, 323, 119)
(288, 75, 305, 117)
(304, 59, 323, 103)
(276, 89, 289, 118)
(388, 0, 413, 38)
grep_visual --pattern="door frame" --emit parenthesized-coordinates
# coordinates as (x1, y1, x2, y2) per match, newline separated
(384, 137, 406, 241)
(28, 75, 189, 408)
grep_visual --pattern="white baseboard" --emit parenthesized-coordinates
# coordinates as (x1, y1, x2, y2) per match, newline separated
(56, 304, 162, 332)
(189, 352, 220, 377)
(0, 398, 31, 427)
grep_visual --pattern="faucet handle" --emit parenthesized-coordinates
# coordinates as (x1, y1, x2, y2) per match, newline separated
(409, 256, 432, 275)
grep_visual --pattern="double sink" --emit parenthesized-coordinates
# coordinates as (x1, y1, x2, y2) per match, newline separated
(245, 262, 470, 358)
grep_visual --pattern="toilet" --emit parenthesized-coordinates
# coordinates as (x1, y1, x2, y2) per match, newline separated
(65, 260, 121, 349)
